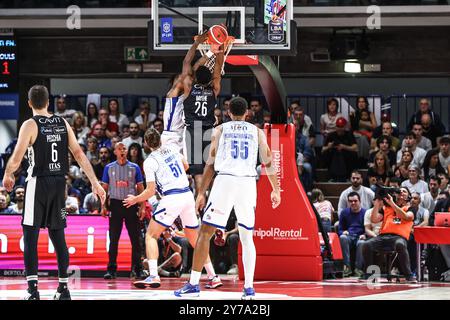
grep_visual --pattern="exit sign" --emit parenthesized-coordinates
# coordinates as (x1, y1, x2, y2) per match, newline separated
(124, 47, 149, 62)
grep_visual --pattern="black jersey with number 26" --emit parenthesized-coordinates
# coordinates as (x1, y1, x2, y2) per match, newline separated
(183, 83, 217, 128)
(26, 115, 69, 179)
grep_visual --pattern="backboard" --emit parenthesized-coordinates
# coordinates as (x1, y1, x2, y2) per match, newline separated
(149, 0, 296, 56)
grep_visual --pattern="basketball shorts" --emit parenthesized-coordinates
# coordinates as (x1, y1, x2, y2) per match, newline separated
(202, 175, 257, 230)
(161, 130, 184, 154)
(22, 175, 67, 230)
(152, 190, 199, 230)
(183, 126, 213, 176)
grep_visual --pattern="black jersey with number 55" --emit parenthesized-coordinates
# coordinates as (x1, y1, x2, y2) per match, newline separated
(26, 115, 69, 179)
(183, 83, 217, 128)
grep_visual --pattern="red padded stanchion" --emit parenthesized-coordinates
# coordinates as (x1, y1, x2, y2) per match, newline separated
(238, 124, 323, 281)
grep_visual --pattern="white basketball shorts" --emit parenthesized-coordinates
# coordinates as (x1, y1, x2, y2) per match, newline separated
(202, 174, 257, 230)
(152, 191, 199, 229)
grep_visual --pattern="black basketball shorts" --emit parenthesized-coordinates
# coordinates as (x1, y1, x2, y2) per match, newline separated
(22, 175, 67, 230)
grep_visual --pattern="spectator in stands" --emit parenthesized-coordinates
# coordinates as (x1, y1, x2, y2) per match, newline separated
(320, 98, 344, 138)
(350, 96, 377, 163)
(421, 113, 444, 149)
(421, 175, 441, 214)
(86, 136, 99, 164)
(396, 131, 427, 168)
(361, 187, 417, 282)
(438, 172, 449, 191)
(95, 109, 119, 139)
(222, 98, 231, 123)
(72, 111, 91, 145)
(395, 149, 414, 181)
(65, 184, 79, 215)
(68, 152, 82, 180)
(338, 170, 375, 216)
(135, 101, 156, 132)
(311, 188, 335, 233)
(389, 177, 402, 188)
(367, 151, 393, 189)
(402, 122, 432, 152)
(338, 192, 366, 277)
(368, 135, 396, 169)
(371, 120, 401, 152)
(152, 118, 164, 135)
(0, 186, 11, 207)
(122, 121, 143, 148)
(72, 169, 92, 204)
(408, 98, 445, 141)
(127, 143, 144, 172)
(295, 120, 314, 192)
(293, 106, 315, 148)
(0, 194, 15, 214)
(91, 123, 112, 149)
(401, 164, 429, 194)
(438, 136, 450, 173)
(411, 192, 429, 227)
(209, 211, 239, 275)
(422, 149, 446, 182)
(438, 190, 449, 201)
(287, 100, 299, 124)
(245, 108, 255, 124)
(108, 98, 129, 132)
(322, 117, 358, 182)
(249, 99, 264, 127)
(9, 186, 24, 214)
(83, 190, 101, 214)
(121, 124, 130, 139)
(364, 200, 382, 239)
(54, 95, 76, 123)
(94, 147, 111, 180)
(263, 111, 271, 125)
(86, 102, 99, 128)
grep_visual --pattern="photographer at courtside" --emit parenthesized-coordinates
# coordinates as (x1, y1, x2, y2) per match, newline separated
(361, 186, 417, 283)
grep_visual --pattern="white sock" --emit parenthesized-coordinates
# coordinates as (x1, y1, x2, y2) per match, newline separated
(149, 259, 158, 277)
(239, 226, 256, 289)
(189, 271, 201, 286)
(204, 262, 216, 279)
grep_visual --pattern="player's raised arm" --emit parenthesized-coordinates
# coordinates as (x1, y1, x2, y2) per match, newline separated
(212, 44, 225, 97)
(182, 31, 208, 77)
(2, 119, 37, 192)
(257, 128, 281, 208)
(63, 118, 106, 206)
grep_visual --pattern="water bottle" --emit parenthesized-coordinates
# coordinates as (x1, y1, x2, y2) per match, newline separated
(423, 266, 429, 282)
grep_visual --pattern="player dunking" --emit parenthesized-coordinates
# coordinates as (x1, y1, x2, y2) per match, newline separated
(182, 36, 225, 196)
(175, 97, 281, 299)
(2, 85, 106, 300)
(161, 32, 215, 152)
(123, 128, 222, 289)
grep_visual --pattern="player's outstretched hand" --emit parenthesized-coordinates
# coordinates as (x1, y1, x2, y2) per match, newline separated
(271, 190, 281, 209)
(92, 182, 106, 206)
(123, 194, 137, 208)
(196, 193, 206, 214)
(2, 174, 15, 192)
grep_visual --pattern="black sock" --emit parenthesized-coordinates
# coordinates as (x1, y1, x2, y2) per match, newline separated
(27, 280, 38, 292)
(57, 279, 68, 292)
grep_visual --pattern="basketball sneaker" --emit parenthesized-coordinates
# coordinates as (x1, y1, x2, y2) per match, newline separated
(133, 275, 161, 289)
(24, 289, 40, 300)
(174, 282, 200, 298)
(241, 287, 255, 300)
(205, 275, 223, 289)
(53, 288, 71, 300)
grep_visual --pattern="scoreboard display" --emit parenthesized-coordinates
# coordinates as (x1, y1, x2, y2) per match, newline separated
(0, 36, 17, 93)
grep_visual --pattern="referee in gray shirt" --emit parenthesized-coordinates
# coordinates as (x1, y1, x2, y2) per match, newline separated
(101, 142, 146, 280)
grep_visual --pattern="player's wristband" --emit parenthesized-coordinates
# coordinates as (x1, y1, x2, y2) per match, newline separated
(205, 50, 214, 58)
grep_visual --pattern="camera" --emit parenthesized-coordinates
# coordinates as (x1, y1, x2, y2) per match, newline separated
(374, 184, 401, 201)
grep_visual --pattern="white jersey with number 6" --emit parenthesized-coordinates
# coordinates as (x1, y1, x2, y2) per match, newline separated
(215, 121, 259, 177)
(143, 145, 189, 196)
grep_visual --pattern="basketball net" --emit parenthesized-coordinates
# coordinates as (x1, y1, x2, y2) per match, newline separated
(194, 35, 235, 75)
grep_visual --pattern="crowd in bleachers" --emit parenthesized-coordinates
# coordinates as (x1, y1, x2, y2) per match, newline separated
(1, 93, 450, 281)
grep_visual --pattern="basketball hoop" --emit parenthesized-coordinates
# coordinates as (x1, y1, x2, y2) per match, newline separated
(194, 35, 235, 75)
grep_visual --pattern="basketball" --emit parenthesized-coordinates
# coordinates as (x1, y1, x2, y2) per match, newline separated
(207, 25, 228, 45)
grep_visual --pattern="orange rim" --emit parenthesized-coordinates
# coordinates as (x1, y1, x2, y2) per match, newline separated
(193, 35, 235, 45)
